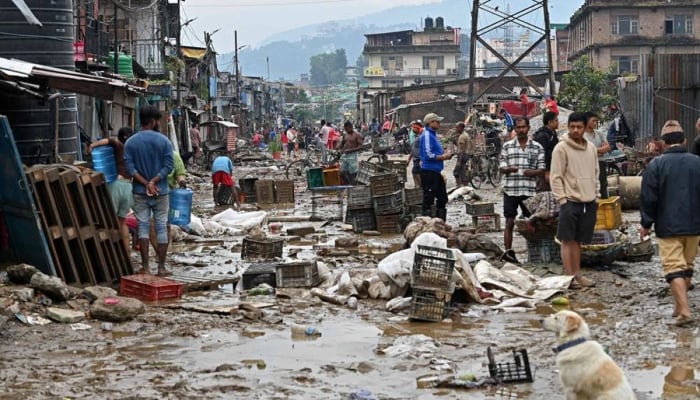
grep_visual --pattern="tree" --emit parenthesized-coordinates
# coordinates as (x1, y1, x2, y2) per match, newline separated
(558, 56, 618, 113)
(309, 49, 348, 86)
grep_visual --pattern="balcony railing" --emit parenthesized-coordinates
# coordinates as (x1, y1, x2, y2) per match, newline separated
(124, 39, 165, 76)
(364, 67, 458, 78)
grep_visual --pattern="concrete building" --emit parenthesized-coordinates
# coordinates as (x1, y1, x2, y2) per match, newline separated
(362, 17, 461, 89)
(473, 32, 549, 77)
(568, 0, 700, 74)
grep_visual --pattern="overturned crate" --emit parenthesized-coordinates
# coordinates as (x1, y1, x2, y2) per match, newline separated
(275, 260, 320, 288)
(409, 286, 452, 322)
(242, 262, 277, 289)
(241, 237, 284, 260)
(345, 208, 376, 233)
(412, 245, 455, 291)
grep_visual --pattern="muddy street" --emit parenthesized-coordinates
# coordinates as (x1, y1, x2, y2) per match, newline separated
(1, 159, 699, 400)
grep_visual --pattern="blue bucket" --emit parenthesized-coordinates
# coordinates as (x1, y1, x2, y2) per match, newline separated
(168, 188, 193, 225)
(92, 146, 118, 183)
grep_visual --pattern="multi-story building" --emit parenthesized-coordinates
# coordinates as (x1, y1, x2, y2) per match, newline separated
(362, 17, 461, 89)
(568, 0, 700, 74)
(473, 32, 549, 77)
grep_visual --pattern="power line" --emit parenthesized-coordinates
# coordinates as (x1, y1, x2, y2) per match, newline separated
(186, 0, 355, 7)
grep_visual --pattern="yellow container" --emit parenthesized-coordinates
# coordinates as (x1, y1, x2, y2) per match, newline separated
(595, 196, 622, 231)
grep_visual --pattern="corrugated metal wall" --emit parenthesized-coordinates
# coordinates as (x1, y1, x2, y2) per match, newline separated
(619, 54, 700, 151)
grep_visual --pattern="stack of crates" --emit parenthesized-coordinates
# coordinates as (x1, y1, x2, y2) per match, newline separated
(345, 185, 376, 233)
(465, 200, 500, 232)
(403, 188, 423, 219)
(370, 174, 403, 234)
(409, 245, 455, 322)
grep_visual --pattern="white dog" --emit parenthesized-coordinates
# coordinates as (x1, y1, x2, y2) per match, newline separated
(541, 310, 636, 400)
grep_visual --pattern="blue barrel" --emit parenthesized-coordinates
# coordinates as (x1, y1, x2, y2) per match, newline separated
(169, 188, 193, 225)
(91, 146, 118, 183)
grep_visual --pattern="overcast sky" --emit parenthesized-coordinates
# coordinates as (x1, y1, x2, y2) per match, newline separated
(182, 0, 584, 53)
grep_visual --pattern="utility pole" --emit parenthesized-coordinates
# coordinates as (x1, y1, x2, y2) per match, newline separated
(234, 30, 240, 126)
(176, 0, 182, 108)
(266, 56, 270, 82)
(113, 2, 118, 74)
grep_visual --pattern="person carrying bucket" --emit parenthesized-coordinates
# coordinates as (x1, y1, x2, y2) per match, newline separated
(88, 126, 133, 252)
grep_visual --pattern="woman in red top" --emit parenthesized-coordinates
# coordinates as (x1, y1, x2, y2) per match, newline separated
(543, 95, 559, 115)
(519, 88, 529, 117)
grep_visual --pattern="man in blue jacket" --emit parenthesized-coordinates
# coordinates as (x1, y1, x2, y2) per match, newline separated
(641, 120, 700, 326)
(419, 113, 453, 221)
(125, 106, 174, 276)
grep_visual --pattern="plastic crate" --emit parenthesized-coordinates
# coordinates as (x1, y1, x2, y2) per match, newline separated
(409, 286, 452, 322)
(472, 214, 501, 232)
(375, 213, 402, 234)
(275, 260, 320, 288)
(595, 196, 622, 231)
(255, 180, 275, 204)
(372, 131, 395, 153)
(404, 188, 423, 207)
(372, 190, 404, 216)
(323, 168, 341, 186)
(215, 184, 234, 205)
(527, 238, 562, 264)
(487, 347, 533, 384)
(242, 262, 277, 289)
(306, 167, 324, 189)
(465, 201, 495, 216)
(590, 230, 616, 245)
(412, 245, 456, 290)
(120, 274, 184, 301)
(275, 180, 295, 203)
(355, 162, 391, 185)
(241, 237, 284, 260)
(405, 204, 423, 220)
(240, 178, 258, 194)
(369, 173, 401, 196)
(382, 160, 408, 183)
(348, 185, 372, 209)
(345, 207, 376, 233)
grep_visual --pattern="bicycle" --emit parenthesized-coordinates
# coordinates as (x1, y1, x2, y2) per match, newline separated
(485, 145, 501, 187)
(284, 148, 341, 183)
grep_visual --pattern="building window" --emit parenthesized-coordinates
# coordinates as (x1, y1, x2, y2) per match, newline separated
(381, 56, 403, 70)
(613, 56, 639, 75)
(665, 15, 693, 34)
(381, 79, 404, 88)
(611, 16, 638, 35)
(422, 56, 444, 69)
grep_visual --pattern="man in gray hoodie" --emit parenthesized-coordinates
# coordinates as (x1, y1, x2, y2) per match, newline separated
(550, 112, 600, 289)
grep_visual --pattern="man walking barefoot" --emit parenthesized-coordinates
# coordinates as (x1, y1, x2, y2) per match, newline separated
(550, 112, 599, 289)
(641, 120, 700, 326)
(125, 106, 174, 276)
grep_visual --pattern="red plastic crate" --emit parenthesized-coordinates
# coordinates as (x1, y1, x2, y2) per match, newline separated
(120, 274, 184, 301)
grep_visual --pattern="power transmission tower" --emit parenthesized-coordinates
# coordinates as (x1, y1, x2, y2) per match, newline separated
(467, 0, 556, 105)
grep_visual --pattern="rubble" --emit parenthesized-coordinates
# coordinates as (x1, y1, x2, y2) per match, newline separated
(335, 236, 359, 248)
(29, 272, 71, 302)
(46, 307, 85, 324)
(6, 263, 40, 285)
(89, 296, 145, 322)
(82, 286, 118, 302)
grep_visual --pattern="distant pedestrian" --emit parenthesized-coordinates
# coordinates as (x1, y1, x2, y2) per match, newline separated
(369, 118, 379, 134)
(419, 113, 453, 221)
(499, 108, 514, 134)
(550, 112, 599, 289)
(337, 121, 364, 185)
(211, 155, 235, 206)
(499, 116, 545, 263)
(641, 120, 700, 326)
(542, 94, 559, 115)
(533, 111, 560, 192)
(125, 106, 174, 276)
(381, 115, 392, 132)
(692, 117, 700, 156)
(519, 88, 530, 117)
(286, 125, 297, 157)
(584, 112, 611, 199)
(408, 120, 424, 189)
(452, 122, 471, 187)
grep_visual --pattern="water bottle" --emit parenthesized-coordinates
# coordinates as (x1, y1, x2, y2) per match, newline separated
(291, 324, 322, 337)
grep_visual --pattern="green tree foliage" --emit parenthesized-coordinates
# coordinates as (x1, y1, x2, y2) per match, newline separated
(558, 56, 618, 113)
(309, 49, 348, 86)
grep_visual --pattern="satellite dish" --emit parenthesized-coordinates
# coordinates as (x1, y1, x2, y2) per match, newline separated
(414, 78, 422, 84)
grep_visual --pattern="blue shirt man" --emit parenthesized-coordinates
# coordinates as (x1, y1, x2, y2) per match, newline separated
(418, 113, 453, 221)
(124, 106, 174, 276)
(212, 155, 233, 174)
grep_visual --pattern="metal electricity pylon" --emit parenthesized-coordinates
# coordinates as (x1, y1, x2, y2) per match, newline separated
(467, 0, 556, 105)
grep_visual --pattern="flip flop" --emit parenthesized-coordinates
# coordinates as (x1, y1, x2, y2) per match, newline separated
(668, 315, 695, 327)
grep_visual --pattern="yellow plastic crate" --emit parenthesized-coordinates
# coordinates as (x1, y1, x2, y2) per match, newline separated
(595, 196, 622, 231)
